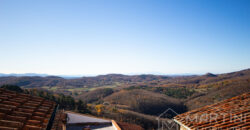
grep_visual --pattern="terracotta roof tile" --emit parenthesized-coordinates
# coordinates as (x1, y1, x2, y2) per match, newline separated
(0, 88, 56, 129)
(174, 92, 250, 130)
(117, 122, 144, 130)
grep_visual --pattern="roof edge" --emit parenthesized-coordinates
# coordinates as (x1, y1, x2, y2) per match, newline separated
(174, 119, 191, 130)
(111, 120, 121, 130)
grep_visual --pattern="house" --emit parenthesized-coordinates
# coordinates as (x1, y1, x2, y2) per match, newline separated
(174, 92, 250, 130)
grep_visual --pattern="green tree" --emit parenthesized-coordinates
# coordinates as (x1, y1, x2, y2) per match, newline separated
(77, 100, 89, 113)
(1, 84, 23, 93)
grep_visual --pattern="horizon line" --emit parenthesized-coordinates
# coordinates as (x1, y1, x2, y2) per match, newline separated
(0, 68, 249, 77)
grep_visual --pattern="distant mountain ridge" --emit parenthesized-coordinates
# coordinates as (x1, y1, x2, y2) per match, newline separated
(0, 72, 196, 78)
(0, 73, 49, 77)
(0, 73, 84, 79)
(0, 68, 249, 89)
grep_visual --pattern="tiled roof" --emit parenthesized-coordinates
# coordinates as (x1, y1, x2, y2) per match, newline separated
(174, 92, 250, 130)
(117, 122, 144, 130)
(0, 88, 56, 130)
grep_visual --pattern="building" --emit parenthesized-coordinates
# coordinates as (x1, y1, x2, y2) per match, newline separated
(174, 92, 250, 130)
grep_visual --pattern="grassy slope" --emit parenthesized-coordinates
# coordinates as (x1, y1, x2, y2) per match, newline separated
(186, 77, 250, 110)
(104, 89, 187, 115)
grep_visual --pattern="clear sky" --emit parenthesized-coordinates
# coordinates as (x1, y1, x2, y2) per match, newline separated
(0, 0, 249, 75)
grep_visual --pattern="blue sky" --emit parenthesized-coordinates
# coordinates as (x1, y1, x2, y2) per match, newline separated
(0, 0, 249, 75)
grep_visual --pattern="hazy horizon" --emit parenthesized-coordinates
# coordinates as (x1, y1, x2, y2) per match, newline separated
(0, 0, 249, 75)
(0, 67, 249, 77)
